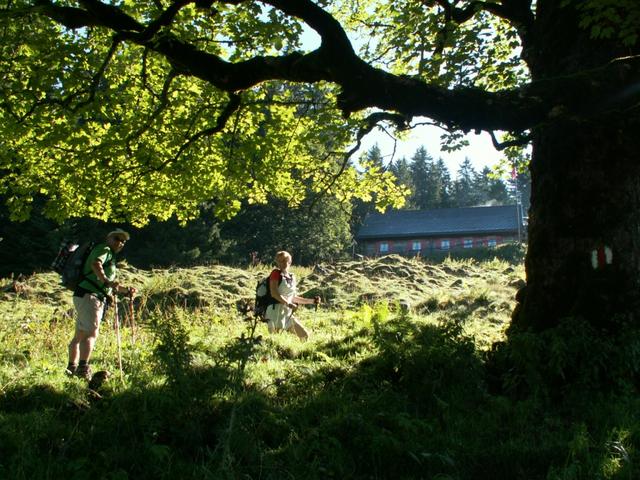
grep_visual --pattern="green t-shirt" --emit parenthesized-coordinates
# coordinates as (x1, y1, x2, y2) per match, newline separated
(78, 242, 116, 296)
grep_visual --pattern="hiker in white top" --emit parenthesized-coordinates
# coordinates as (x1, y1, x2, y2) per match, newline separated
(264, 250, 319, 340)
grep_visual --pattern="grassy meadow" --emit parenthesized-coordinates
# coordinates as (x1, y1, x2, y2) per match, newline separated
(1, 253, 639, 479)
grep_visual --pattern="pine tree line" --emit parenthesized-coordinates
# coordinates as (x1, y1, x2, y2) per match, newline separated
(384, 145, 526, 210)
(350, 144, 531, 254)
(0, 145, 530, 275)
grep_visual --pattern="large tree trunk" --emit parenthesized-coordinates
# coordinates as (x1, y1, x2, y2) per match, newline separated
(512, 117, 640, 332)
(510, 1, 640, 333)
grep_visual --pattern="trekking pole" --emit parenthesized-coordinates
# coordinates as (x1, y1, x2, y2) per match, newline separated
(127, 290, 136, 345)
(314, 295, 321, 321)
(113, 294, 124, 384)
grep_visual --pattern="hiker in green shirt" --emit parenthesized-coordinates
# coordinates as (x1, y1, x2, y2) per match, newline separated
(66, 229, 137, 380)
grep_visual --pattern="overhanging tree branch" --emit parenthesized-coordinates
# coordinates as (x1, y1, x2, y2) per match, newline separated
(134, 0, 192, 42)
(77, 0, 143, 31)
(73, 35, 123, 111)
(346, 111, 409, 161)
(24, 0, 543, 132)
(430, 0, 533, 28)
(20, 0, 640, 135)
(168, 92, 241, 166)
(125, 70, 178, 151)
(428, 0, 534, 50)
(322, 111, 408, 195)
(22, 1, 98, 29)
(254, 0, 356, 57)
(489, 130, 531, 150)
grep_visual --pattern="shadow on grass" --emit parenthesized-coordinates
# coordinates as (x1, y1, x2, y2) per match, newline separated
(1, 315, 638, 480)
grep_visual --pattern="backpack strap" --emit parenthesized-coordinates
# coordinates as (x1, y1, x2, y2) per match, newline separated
(266, 269, 283, 306)
(80, 244, 115, 298)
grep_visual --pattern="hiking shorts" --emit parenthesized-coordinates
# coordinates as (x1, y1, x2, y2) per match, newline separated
(73, 293, 105, 333)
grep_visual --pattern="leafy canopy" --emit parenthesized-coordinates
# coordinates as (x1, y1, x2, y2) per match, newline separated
(1, 0, 638, 225)
(0, 2, 402, 224)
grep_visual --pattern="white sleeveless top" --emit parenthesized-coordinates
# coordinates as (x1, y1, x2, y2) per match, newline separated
(265, 272, 296, 330)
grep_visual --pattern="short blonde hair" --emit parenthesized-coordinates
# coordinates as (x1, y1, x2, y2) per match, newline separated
(275, 250, 292, 263)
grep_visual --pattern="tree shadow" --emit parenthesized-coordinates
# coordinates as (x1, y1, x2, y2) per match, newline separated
(1, 312, 630, 480)
(0, 383, 72, 413)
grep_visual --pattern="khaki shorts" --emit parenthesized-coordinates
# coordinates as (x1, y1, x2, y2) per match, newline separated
(73, 294, 105, 333)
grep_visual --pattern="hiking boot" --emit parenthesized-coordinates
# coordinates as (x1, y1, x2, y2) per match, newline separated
(64, 365, 77, 376)
(74, 364, 92, 380)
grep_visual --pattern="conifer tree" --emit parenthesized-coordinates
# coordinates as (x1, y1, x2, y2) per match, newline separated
(452, 158, 479, 207)
(409, 147, 433, 209)
(389, 157, 414, 206)
(475, 167, 510, 205)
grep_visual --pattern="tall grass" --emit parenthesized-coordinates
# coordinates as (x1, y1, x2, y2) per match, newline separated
(1, 258, 639, 479)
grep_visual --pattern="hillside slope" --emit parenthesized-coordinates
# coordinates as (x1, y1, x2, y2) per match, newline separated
(2, 254, 524, 350)
(7, 255, 637, 480)
(3, 254, 524, 309)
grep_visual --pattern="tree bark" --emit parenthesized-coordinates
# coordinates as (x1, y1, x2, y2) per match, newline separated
(512, 116, 640, 332)
(510, 0, 640, 333)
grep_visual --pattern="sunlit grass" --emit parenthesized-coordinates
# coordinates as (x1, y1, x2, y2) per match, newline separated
(1, 254, 638, 479)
